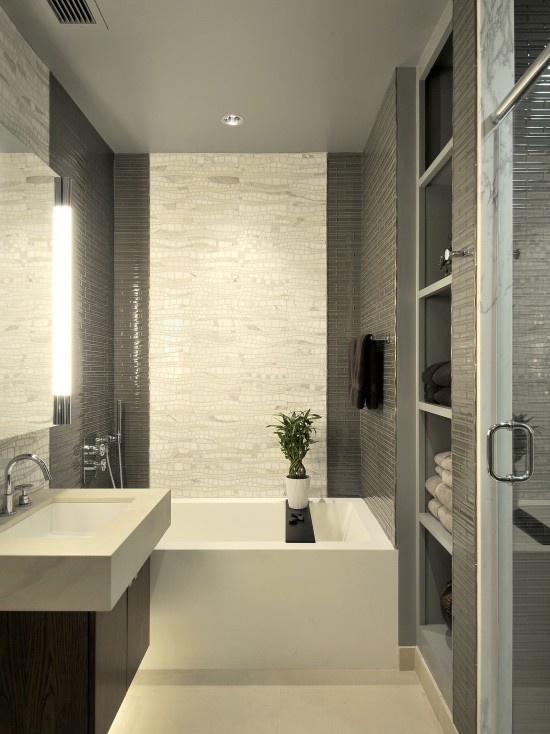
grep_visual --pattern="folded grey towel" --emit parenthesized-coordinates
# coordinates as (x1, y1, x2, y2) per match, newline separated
(428, 497, 443, 519)
(433, 387, 451, 407)
(433, 361, 451, 387)
(435, 482, 453, 510)
(434, 451, 452, 470)
(422, 361, 448, 385)
(425, 476, 440, 496)
(438, 505, 453, 533)
(425, 384, 438, 403)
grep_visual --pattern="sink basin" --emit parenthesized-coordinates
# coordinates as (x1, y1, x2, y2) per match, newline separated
(0, 488, 171, 611)
(0, 501, 131, 539)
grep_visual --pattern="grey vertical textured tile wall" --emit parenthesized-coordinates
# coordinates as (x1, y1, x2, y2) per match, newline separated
(327, 154, 362, 497)
(360, 75, 398, 545)
(0, 6, 50, 490)
(452, 1, 478, 732)
(49, 75, 115, 489)
(114, 155, 150, 488)
(512, 4, 550, 731)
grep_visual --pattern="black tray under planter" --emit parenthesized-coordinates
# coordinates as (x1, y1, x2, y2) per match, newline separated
(285, 500, 315, 543)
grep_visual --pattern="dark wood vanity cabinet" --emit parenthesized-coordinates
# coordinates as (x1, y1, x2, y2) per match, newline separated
(0, 558, 150, 734)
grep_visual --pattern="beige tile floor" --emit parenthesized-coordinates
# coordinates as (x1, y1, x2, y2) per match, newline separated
(109, 670, 443, 734)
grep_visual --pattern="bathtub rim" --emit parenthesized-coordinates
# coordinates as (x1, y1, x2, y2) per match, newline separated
(156, 496, 395, 551)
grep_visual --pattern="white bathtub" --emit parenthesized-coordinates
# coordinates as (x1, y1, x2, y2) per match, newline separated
(141, 497, 398, 670)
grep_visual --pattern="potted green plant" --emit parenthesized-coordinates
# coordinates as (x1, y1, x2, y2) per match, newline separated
(268, 409, 321, 509)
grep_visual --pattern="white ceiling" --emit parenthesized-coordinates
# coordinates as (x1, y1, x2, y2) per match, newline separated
(1, 0, 446, 153)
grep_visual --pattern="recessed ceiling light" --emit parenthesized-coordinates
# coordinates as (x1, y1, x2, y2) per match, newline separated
(221, 114, 244, 127)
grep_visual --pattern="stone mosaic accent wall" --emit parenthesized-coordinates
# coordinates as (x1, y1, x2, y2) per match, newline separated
(150, 154, 327, 496)
(0, 7, 49, 163)
(360, 77, 398, 545)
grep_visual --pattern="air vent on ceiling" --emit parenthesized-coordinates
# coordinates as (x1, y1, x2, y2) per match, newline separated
(46, 0, 97, 24)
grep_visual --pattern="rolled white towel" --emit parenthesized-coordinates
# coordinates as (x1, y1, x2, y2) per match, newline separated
(435, 466, 444, 478)
(425, 476, 440, 497)
(441, 469, 452, 488)
(434, 451, 452, 470)
(438, 505, 453, 533)
(428, 497, 443, 520)
(435, 482, 452, 510)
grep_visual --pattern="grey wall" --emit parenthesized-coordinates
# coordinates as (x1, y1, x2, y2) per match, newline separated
(359, 70, 417, 646)
(326, 153, 362, 497)
(451, 0, 478, 732)
(395, 68, 417, 647)
(114, 155, 150, 488)
(49, 75, 115, 489)
(360, 74, 398, 545)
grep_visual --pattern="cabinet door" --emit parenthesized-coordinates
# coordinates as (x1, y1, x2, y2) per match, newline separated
(0, 612, 89, 734)
(91, 591, 128, 734)
(127, 557, 150, 686)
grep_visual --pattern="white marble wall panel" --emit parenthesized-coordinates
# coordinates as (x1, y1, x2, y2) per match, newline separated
(476, 1, 514, 731)
(150, 154, 327, 496)
(0, 7, 49, 163)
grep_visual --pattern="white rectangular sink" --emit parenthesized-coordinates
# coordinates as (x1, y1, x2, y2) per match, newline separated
(0, 501, 131, 539)
(0, 488, 171, 612)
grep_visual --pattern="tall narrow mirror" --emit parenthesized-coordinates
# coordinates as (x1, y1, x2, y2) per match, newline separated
(0, 123, 55, 440)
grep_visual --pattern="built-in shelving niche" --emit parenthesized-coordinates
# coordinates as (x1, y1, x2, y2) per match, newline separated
(420, 157, 453, 290)
(416, 13, 453, 711)
(423, 34, 453, 172)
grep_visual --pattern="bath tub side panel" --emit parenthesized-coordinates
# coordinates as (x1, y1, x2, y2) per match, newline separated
(143, 548, 398, 670)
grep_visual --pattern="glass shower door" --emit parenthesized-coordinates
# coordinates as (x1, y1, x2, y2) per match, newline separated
(490, 59, 550, 734)
(508, 64, 550, 734)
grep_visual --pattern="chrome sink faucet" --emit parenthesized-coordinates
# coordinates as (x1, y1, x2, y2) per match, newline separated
(2, 454, 51, 517)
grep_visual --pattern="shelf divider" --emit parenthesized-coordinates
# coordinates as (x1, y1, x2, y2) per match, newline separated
(419, 513, 453, 555)
(418, 138, 453, 188)
(418, 275, 452, 299)
(418, 401, 452, 419)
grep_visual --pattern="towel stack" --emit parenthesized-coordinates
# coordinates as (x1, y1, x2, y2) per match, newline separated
(425, 450, 453, 534)
(422, 361, 451, 407)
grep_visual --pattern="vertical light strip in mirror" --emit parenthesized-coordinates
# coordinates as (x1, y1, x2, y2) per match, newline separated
(52, 176, 72, 425)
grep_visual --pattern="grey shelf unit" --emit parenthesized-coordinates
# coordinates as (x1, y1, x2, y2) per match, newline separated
(416, 5, 454, 710)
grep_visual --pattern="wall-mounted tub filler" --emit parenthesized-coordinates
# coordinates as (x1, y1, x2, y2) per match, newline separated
(83, 399, 124, 488)
(1, 454, 51, 517)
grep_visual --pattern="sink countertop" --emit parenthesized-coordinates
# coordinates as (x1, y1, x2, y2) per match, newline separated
(0, 487, 171, 612)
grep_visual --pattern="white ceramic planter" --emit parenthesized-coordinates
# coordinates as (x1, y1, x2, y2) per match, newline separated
(285, 477, 310, 510)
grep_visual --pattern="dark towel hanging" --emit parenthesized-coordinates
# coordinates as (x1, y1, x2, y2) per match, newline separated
(348, 334, 381, 410)
(365, 338, 380, 410)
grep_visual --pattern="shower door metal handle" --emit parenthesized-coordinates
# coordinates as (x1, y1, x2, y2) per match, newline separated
(487, 421, 535, 482)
